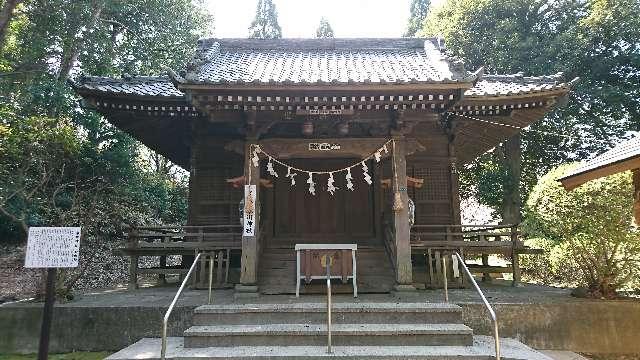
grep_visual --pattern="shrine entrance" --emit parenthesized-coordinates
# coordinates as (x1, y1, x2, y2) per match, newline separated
(268, 158, 381, 249)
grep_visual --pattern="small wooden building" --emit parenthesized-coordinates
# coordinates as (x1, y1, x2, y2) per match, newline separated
(559, 134, 640, 223)
(73, 38, 575, 294)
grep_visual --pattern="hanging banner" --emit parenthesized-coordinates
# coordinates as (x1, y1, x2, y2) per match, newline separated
(24, 227, 81, 268)
(243, 185, 257, 237)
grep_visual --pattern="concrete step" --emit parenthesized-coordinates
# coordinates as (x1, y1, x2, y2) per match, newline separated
(108, 336, 553, 360)
(183, 323, 474, 347)
(192, 302, 463, 325)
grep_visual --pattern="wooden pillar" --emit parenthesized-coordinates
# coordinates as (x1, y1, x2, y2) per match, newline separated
(391, 136, 414, 290)
(448, 142, 462, 226)
(633, 169, 640, 226)
(511, 225, 521, 286)
(237, 138, 260, 294)
(128, 227, 139, 290)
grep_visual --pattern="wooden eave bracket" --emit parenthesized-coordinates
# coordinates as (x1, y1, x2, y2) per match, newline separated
(226, 176, 273, 188)
(380, 176, 424, 189)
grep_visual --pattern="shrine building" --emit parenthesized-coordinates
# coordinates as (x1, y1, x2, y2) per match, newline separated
(72, 38, 576, 295)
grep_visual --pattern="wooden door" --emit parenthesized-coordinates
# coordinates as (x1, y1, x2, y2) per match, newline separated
(272, 159, 376, 245)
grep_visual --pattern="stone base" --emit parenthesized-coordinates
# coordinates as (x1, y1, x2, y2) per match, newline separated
(392, 284, 417, 294)
(234, 284, 259, 299)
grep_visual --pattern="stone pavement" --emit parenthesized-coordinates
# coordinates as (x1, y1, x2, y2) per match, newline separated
(6, 280, 576, 309)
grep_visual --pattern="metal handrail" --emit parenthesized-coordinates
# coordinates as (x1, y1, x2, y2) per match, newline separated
(161, 252, 203, 360)
(443, 252, 501, 360)
(326, 261, 332, 354)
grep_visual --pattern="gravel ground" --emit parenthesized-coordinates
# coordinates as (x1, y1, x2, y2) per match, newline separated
(583, 355, 640, 360)
(0, 240, 183, 302)
(0, 244, 43, 302)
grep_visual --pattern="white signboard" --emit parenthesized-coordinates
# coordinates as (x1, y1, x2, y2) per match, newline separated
(243, 185, 257, 237)
(308, 142, 341, 151)
(24, 227, 81, 268)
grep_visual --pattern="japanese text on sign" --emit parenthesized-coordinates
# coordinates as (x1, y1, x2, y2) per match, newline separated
(243, 185, 256, 237)
(24, 227, 81, 268)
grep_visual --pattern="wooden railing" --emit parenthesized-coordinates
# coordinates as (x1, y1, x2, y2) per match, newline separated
(410, 224, 542, 288)
(411, 224, 521, 245)
(120, 224, 242, 289)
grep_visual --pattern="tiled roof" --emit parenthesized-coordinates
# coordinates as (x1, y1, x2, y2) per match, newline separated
(71, 75, 183, 98)
(464, 73, 574, 98)
(175, 38, 479, 86)
(561, 135, 640, 180)
(72, 73, 572, 100)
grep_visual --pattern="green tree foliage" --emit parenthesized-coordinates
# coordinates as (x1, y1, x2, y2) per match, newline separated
(422, 0, 640, 221)
(248, 0, 282, 39)
(315, 17, 334, 38)
(0, 0, 23, 49)
(404, 0, 430, 37)
(8, 0, 213, 81)
(0, 0, 211, 294)
(523, 164, 640, 298)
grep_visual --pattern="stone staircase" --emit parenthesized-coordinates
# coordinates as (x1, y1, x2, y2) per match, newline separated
(107, 302, 552, 360)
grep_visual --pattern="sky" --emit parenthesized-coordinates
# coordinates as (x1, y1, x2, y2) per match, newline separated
(205, 0, 439, 38)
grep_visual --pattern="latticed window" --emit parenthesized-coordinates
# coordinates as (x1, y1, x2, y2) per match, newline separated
(194, 166, 243, 225)
(409, 163, 452, 225)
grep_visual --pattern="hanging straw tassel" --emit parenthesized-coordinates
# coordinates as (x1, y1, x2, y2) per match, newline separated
(392, 191, 404, 212)
(391, 139, 404, 212)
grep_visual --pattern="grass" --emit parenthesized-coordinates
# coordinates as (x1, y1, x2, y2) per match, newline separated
(0, 352, 111, 360)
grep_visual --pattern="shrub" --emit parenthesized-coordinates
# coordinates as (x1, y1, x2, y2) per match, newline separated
(523, 163, 640, 298)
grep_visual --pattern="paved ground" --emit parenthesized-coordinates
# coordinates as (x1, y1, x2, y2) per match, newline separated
(4, 279, 578, 308)
(541, 351, 590, 360)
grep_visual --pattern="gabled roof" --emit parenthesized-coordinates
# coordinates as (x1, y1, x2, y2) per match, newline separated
(72, 73, 572, 99)
(464, 73, 576, 99)
(559, 134, 640, 190)
(72, 75, 183, 98)
(171, 38, 481, 87)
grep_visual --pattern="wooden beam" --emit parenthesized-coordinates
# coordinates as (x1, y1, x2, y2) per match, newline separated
(230, 137, 426, 159)
(560, 157, 640, 191)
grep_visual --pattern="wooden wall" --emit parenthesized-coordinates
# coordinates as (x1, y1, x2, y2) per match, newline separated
(188, 134, 244, 226)
(187, 114, 461, 230)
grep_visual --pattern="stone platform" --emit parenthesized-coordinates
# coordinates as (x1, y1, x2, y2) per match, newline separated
(1, 281, 639, 355)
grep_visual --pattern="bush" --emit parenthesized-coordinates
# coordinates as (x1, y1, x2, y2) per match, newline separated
(523, 163, 640, 298)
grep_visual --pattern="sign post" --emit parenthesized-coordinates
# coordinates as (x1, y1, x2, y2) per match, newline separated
(24, 227, 81, 360)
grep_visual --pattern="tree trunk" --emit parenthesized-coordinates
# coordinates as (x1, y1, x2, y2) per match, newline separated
(57, 0, 104, 82)
(500, 134, 522, 224)
(0, 0, 22, 51)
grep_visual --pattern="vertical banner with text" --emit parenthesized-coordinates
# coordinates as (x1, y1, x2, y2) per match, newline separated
(243, 185, 256, 237)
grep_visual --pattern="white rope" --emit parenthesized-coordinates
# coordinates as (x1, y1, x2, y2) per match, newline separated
(251, 139, 394, 175)
(451, 112, 623, 146)
(452, 112, 572, 139)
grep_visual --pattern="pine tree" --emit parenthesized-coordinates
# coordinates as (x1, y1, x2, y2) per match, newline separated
(403, 0, 430, 37)
(248, 0, 282, 39)
(315, 17, 334, 38)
